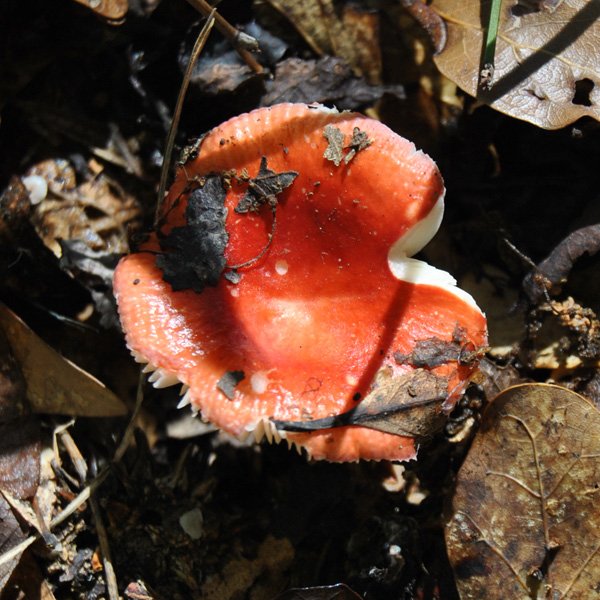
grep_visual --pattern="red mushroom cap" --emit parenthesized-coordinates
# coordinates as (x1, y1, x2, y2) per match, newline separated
(114, 103, 487, 462)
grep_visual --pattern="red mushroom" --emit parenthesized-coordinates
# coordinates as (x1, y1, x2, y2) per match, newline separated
(114, 103, 487, 462)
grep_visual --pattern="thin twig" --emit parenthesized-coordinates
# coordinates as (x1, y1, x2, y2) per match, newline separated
(90, 496, 119, 600)
(155, 11, 216, 225)
(109, 122, 144, 178)
(59, 429, 88, 483)
(184, 0, 263, 73)
(113, 369, 146, 464)
(227, 208, 277, 270)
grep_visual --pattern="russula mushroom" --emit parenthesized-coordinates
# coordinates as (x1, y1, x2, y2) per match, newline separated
(114, 103, 487, 462)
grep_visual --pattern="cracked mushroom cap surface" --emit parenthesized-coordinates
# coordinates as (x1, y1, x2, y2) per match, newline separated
(114, 103, 487, 462)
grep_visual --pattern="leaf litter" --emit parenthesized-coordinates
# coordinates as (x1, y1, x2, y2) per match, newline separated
(0, 325, 40, 590)
(2, 0, 600, 598)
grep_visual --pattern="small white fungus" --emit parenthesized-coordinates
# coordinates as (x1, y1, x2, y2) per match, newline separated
(275, 260, 288, 275)
(22, 175, 48, 205)
(346, 374, 358, 386)
(250, 372, 269, 394)
(179, 508, 204, 540)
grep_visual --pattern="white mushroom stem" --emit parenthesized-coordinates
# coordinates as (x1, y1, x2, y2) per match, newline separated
(387, 194, 481, 310)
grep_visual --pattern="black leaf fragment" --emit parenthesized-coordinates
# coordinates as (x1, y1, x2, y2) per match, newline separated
(394, 326, 481, 368)
(272, 369, 448, 440)
(156, 175, 228, 293)
(235, 157, 298, 214)
(217, 370, 245, 400)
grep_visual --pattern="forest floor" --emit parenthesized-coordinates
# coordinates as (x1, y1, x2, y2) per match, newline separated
(1, 1, 599, 599)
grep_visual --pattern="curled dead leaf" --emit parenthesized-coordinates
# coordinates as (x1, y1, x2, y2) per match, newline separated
(273, 369, 449, 440)
(432, 0, 600, 128)
(446, 383, 600, 598)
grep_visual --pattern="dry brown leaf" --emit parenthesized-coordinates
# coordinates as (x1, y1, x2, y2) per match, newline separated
(72, 0, 128, 22)
(265, 0, 382, 84)
(432, 0, 600, 129)
(0, 305, 127, 417)
(446, 384, 600, 599)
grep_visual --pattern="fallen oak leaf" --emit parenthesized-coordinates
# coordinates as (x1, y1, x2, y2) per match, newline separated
(446, 383, 600, 599)
(0, 304, 126, 417)
(0, 499, 26, 592)
(273, 369, 449, 440)
(0, 328, 40, 500)
(431, 0, 600, 129)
